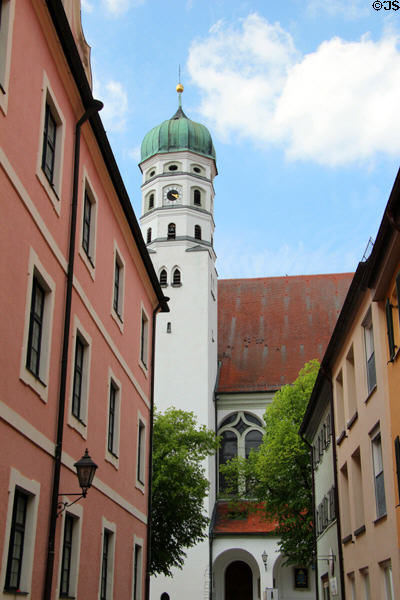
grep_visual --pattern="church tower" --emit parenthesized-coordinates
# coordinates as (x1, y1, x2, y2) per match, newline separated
(139, 85, 218, 600)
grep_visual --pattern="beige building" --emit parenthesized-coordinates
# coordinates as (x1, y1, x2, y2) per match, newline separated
(302, 169, 400, 600)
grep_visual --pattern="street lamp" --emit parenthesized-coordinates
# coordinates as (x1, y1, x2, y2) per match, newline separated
(262, 551, 268, 571)
(57, 449, 98, 515)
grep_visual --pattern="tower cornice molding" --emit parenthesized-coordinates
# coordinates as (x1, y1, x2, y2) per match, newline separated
(141, 170, 212, 189)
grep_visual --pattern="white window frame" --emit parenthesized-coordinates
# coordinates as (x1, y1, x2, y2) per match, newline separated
(56, 500, 83, 599)
(20, 248, 55, 403)
(371, 427, 386, 519)
(68, 317, 92, 438)
(36, 72, 66, 214)
(111, 243, 125, 330)
(363, 309, 376, 396)
(382, 562, 394, 600)
(98, 519, 116, 600)
(132, 537, 144, 600)
(139, 306, 149, 373)
(0, 0, 15, 115)
(136, 413, 147, 490)
(79, 170, 98, 279)
(145, 190, 156, 211)
(0, 468, 40, 595)
(105, 369, 121, 469)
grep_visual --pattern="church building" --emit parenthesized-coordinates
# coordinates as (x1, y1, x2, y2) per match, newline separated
(139, 85, 353, 600)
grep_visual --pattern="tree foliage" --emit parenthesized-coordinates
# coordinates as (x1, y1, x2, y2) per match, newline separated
(220, 360, 319, 566)
(150, 408, 219, 577)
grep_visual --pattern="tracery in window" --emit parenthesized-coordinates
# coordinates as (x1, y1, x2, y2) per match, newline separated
(218, 411, 264, 495)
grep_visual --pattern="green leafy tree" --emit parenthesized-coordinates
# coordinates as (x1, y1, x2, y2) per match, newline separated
(220, 360, 319, 566)
(150, 408, 219, 576)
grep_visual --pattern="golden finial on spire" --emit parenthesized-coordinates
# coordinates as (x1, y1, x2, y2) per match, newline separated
(177, 65, 184, 94)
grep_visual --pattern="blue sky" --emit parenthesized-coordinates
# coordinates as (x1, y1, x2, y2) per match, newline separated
(81, 0, 400, 279)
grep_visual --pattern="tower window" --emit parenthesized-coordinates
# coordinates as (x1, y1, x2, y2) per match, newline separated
(168, 164, 178, 171)
(194, 225, 201, 240)
(172, 269, 181, 286)
(146, 228, 152, 244)
(148, 193, 154, 210)
(159, 269, 167, 287)
(193, 166, 201, 174)
(194, 190, 201, 206)
(150, 170, 155, 177)
(167, 223, 176, 240)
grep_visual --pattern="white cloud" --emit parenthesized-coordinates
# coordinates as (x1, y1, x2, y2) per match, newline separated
(93, 78, 129, 132)
(126, 146, 141, 162)
(102, 0, 145, 16)
(306, 0, 369, 18)
(81, 0, 94, 12)
(188, 14, 400, 166)
(216, 237, 358, 279)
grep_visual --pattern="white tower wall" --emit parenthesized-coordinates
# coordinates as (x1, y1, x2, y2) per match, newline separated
(140, 146, 218, 600)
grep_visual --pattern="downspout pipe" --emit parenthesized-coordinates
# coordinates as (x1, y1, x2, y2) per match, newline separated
(43, 99, 103, 600)
(145, 298, 169, 600)
(300, 433, 319, 600)
(329, 386, 346, 600)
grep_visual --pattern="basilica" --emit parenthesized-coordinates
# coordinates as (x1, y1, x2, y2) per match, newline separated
(138, 85, 352, 600)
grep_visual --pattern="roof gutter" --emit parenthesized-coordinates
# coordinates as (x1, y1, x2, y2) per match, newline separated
(45, 0, 168, 310)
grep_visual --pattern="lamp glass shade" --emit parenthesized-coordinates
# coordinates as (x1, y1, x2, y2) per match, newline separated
(74, 449, 98, 494)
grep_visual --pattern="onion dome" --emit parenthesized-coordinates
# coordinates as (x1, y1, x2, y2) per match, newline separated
(140, 84, 216, 163)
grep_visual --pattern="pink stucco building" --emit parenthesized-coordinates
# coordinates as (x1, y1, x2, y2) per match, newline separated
(0, 1, 168, 598)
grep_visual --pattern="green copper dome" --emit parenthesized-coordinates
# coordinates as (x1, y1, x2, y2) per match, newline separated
(141, 105, 216, 163)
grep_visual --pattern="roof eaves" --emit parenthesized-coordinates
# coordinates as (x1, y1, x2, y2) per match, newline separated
(45, 0, 169, 312)
(301, 168, 400, 435)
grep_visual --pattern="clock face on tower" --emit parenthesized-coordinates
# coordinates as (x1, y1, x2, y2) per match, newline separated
(163, 185, 182, 204)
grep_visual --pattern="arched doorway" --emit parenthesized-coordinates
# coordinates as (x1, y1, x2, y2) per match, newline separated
(225, 560, 253, 600)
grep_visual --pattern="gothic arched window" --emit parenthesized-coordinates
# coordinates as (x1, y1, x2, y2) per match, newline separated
(194, 225, 201, 240)
(167, 223, 176, 240)
(146, 228, 152, 244)
(149, 193, 154, 210)
(194, 189, 201, 206)
(159, 269, 167, 287)
(218, 412, 264, 495)
(172, 268, 181, 286)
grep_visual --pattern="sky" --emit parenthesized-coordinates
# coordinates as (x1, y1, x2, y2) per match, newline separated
(81, 0, 400, 280)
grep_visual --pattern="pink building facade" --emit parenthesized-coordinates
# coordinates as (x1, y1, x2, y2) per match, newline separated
(0, 1, 167, 599)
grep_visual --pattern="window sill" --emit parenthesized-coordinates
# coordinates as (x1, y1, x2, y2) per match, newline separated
(373, 513, 387, 525)
(3, 590, 29, 596)
(336, 430, 347, 446)
(20, 368, 48, 403)
(354, 524, 366, 537)
(347, 411, 358, 431)
(135, 479, 145, 494)
(364, 384, 377, 404)
(342, 534, 353, 544)
(79, 247, 96, 281)
(105, 451, 119, 470)
(138, 359, 149, 378)
(111, 309, 124, 333)
(171, 283, 182, 287)
(36, 169, 61, 216)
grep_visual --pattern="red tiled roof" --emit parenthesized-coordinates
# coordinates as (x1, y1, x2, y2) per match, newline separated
(217, 273, 353, 393)
(213, 502, 278, 534)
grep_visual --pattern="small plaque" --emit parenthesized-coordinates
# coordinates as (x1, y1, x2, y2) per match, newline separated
(294, 567, 308, 589)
